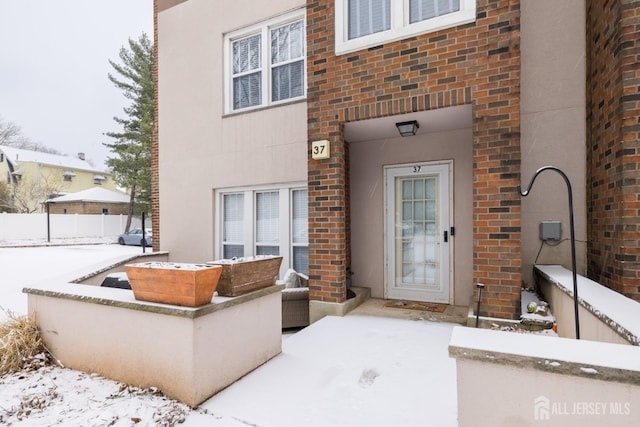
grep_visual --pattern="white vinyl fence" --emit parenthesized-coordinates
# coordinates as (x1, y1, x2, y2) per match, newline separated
(0, 213, 150, 241)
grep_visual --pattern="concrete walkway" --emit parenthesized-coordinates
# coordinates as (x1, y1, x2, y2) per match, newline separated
(185, 314, 459, 427)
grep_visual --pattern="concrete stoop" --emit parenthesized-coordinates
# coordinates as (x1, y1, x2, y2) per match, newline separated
(309, 286, 371, 324)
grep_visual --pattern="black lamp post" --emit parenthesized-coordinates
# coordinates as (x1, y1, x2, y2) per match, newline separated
(141, 211, 146, 253)
(518, 166, 580, 339)
(45, 200, 54, 243)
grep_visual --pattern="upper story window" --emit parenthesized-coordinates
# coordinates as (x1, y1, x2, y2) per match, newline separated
(225, 9, 306, 114)
(336, 0, 475, 55)
(63, 171, 76, 182)
(348, 0, 391, 39)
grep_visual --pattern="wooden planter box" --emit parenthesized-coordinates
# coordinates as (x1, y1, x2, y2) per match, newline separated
(207, 256, 282, 297)
(125, 262, 222, 307)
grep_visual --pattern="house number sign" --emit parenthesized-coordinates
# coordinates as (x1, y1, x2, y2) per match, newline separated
(312, 140, 330, 160)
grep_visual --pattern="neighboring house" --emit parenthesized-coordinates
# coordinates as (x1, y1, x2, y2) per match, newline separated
(153, 0, 640, 322)
(0, 146, 116, 213)
(46, 187, 130, 215)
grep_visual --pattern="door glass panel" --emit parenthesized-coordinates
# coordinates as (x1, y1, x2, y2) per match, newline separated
(402, 202, 412, 220)
(426, 200, 436, 220)
(403, 180, 412, 199)
(426, 178, 436, 199)
(413, 179, 424, 198)
(414, 201, 425, 220)
(396, 175, 439, 287)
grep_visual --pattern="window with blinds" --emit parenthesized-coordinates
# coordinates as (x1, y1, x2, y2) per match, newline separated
(292, 189, 309, 275)
(225, 9, 306, 113)
(335, 0, 475, 54)
(256, 191, 280, 255)
(271, 20, 305, 102)
(218, 186, 308, 276)
(223, 193, 244, 258)
(348, 0, 390, 40)
(409, 0, 460, 24)
(232, 34, 262, 110)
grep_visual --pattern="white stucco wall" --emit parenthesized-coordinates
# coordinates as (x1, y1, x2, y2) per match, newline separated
(157, 0, 307, 263)
(26, 283, 283, 407)
(450, 327, 640, 427)
(520, 0, 587, 287)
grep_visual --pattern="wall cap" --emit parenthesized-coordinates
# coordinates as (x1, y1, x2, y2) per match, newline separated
(534, 265, 640, 345)
(449, 326, 640, 385)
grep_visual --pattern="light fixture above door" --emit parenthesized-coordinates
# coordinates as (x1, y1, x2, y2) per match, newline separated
(395, 120, 419, 137)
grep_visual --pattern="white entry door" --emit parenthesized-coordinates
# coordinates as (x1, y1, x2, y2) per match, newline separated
(385, 162, 451, 303)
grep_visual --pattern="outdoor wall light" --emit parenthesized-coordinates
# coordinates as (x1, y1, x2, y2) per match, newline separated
(395, 120, 419, 137)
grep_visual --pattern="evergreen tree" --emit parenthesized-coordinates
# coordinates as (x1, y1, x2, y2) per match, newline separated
(104, 33, 154, 231)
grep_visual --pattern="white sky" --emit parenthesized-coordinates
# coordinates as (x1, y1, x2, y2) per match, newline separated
(0, 0, 153, 171)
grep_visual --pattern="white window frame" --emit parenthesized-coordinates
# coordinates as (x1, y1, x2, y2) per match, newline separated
(224, 9, 307, 114)
(335, 0, 476, 55)
(215, 183, 308, 278)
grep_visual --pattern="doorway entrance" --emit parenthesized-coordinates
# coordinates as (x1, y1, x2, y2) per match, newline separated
(385, 162, 452, 303)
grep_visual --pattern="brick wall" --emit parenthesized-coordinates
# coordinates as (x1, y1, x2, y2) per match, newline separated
(152, 0, 160, 252)
(587, 0, 640, 301)
(307, 0, 522, 318)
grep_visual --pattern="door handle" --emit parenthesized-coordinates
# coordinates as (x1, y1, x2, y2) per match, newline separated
(444, 230, 448, 243)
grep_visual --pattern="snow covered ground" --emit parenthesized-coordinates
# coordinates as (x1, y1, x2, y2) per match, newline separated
(0, 241, 142, 321)
(0, 243, 458, 426)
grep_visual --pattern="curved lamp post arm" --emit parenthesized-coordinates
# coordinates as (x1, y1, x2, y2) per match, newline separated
(518, 166, 580, 339)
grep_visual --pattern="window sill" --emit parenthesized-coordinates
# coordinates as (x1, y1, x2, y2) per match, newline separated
(223, 97, 307, 119)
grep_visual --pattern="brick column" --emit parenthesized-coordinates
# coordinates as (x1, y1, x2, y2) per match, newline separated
(307, 134, 350, 303)
(587, 0, 640, 301)
(151, 0, 160, 252)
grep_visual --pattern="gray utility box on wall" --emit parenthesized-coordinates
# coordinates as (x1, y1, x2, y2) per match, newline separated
(539, 220, 562, 241)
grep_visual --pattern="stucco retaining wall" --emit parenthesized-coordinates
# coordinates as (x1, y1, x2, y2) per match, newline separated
(449, 326, 640, 426)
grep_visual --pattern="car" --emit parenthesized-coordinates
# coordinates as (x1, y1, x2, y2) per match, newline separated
(117, 228, 153, 246)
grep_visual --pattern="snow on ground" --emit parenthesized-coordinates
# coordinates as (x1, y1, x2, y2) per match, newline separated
(189, 316, 457, 427)
(0, 240, 143, 321)
(0, 243, 458, 426)
(0, 358, 190, 426)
